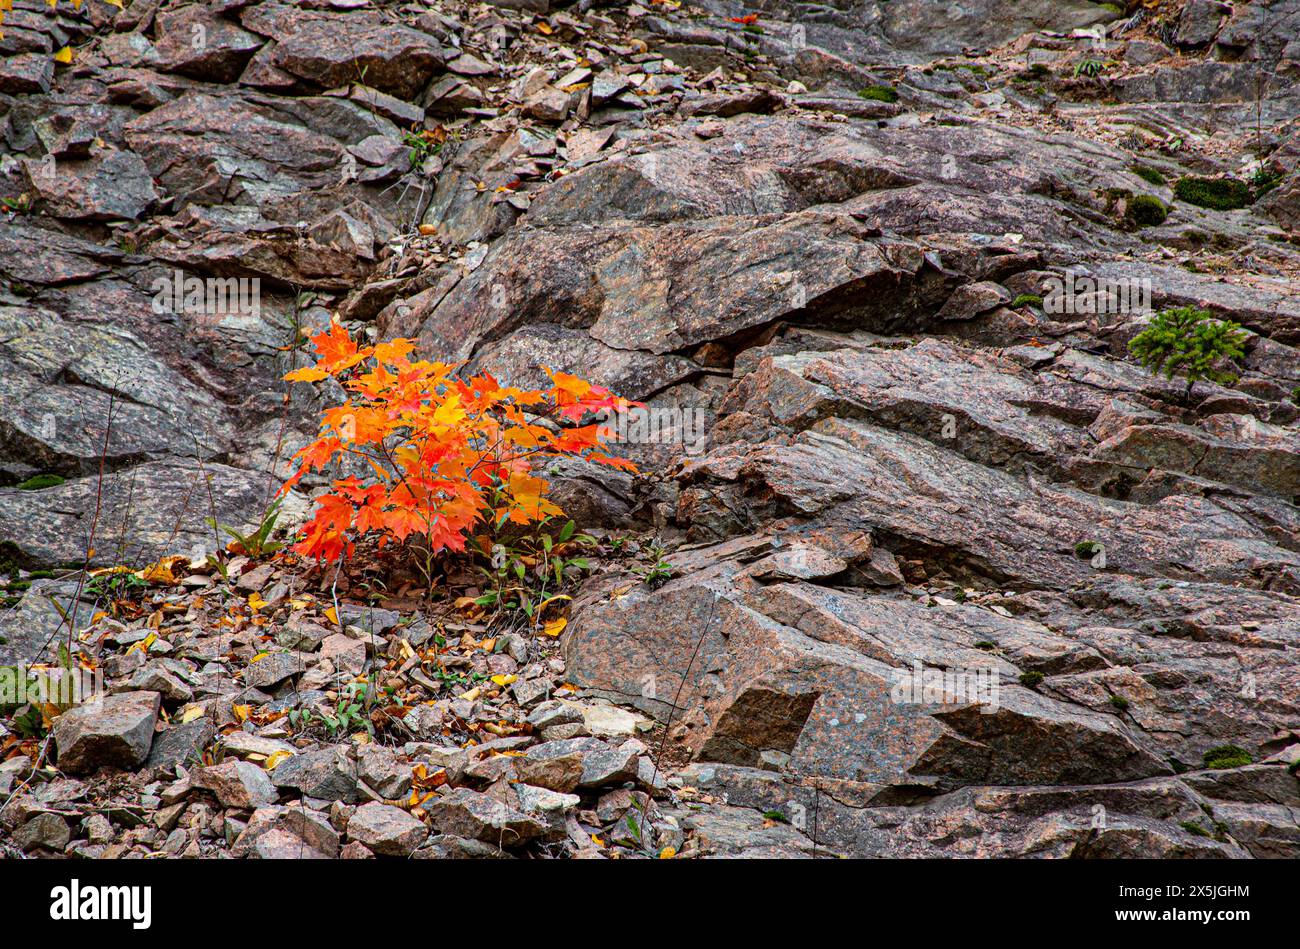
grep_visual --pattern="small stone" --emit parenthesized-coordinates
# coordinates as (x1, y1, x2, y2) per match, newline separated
(270, 746, 360, 802)
(14, 813, 71, 852)
(346, 802, 426, 857)
(233, 806, 340, 859)
(192, 760, 279, 809)
(145, 718, 216, 770)
(53, 691, 161, 775)
(425, 788, 547, 846)
(243, 652, 306, 690)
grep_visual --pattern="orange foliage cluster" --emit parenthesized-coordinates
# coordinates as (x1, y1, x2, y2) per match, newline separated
(280, 320, 637, 563)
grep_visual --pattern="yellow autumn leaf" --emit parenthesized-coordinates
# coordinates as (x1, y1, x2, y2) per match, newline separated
(138, 555, 187, 585)
(127, 632, 157, 654)
(102, 0, 123, 7)
(541, 617, 567, 637)
(264, 750, 294, 770)
(247, 592, 267, 613)
(490, 673, 517, 687)
(179, 705, 205, 724)
(249, 651, 269, 663)
(591, 834, 606, 848)
(53, 46, 72, 64)
(458, 686, 481, 702)
(232, 704, 251, 723)
(659, 846, 677, 859)
(323, 606, 339, 626)
(89, 565, 133, 578)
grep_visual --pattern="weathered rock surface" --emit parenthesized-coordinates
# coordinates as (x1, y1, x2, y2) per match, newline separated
(2, 0, 1299, 861)
(52, 691, 160, 775)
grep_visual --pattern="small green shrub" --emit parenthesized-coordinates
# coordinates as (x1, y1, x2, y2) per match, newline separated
(1173, 175, 1251, 211)
(17, 474, 65, 490)
(974, 640, 997, 650)
(1180, 820, 1211, 838)
(1126, 194, 1168, 228)
(1109, 695, 1130, 711)
(1074, 541, 1101, 558)
(1011, 293, 1043, 309)
(1202, 745, 1253, 770)
(1251, 165, 1283, 197)
(1019, 671, 1045, 688)
(1131, 164, 1166, 186)
(1128, 306, 1249, 401)
(858, 84, 898, 103)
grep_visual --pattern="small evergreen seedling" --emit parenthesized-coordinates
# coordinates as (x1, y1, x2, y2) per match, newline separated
(1128, 306, 1248, 402)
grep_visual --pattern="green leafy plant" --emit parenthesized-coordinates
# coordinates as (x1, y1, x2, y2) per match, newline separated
(1250, 165, 1282, 196)
(205, 498, 285, 559)
(403, 127, 445, 171)
(1074, 58, 1105, 79)
(85, 570, 148, 601)
(1173, 175, 1251, 210)
(473, 518, 596, 622)
(322, 680, 377, 738)
(1128, 307, 1249, 401)
(635, 558, 676, 590)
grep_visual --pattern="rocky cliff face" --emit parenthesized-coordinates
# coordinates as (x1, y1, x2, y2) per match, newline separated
(1, 0, 1298, 858)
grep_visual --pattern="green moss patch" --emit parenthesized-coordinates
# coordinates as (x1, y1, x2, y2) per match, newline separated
(17, 473, 65, 491)
(1202, 745, 1253, 770)
(1126, 194, 1168, 228)
(858, 84, 898, 103)
(1173, 176, 1251, 211)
